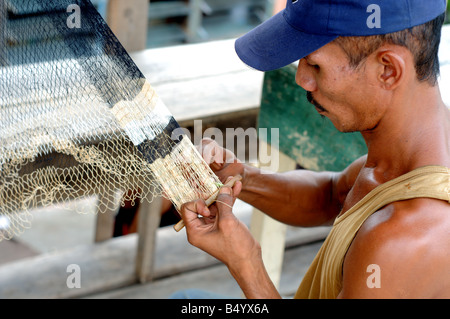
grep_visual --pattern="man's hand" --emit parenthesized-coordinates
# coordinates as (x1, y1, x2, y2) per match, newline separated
(197, 138, 245, 183)
(180, 177, 281, 299)
(180, 177, 259, 269)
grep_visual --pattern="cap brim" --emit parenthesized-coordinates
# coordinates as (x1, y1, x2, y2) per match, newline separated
(235, 11, 337, 72)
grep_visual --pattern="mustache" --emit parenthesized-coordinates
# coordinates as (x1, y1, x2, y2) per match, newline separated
(306, 91, 326, 113)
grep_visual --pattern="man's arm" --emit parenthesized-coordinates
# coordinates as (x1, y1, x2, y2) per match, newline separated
(199, 138, 367, 227)
(239, 163, 357, 227)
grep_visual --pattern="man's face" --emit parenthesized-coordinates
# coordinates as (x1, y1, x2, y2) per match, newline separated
(296, 42, 386, 133)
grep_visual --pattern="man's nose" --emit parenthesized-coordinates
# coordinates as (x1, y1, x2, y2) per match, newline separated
(296, 59, 318, 92)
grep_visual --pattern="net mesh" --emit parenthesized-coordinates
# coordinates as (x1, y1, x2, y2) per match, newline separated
(0, 0, 221, 241)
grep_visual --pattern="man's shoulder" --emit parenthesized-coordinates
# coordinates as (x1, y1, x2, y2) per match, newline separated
(340, 197, 450, 298)
(340, 162, 450, 246)
(358, 197, 450, 252)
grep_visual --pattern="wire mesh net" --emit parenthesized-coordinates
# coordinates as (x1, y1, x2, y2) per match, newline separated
(0, 0, 221, 241)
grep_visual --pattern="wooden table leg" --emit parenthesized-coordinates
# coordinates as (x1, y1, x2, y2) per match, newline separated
(107, 0, 148, 53)
(95, 190, 120, 242)
(135, 190, 162, 283)
(249, 141, 292, 289)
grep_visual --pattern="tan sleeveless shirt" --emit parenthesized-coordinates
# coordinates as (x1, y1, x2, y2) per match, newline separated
(294, 166, 450, 299)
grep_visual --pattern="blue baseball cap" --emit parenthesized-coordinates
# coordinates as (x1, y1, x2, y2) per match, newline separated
(235, 0, 447, 71)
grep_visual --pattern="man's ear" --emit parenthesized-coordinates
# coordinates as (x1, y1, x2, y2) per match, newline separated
(376, 49, 406, 90)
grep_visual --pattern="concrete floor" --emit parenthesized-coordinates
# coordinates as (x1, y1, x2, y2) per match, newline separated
(0, 196, 98, 265)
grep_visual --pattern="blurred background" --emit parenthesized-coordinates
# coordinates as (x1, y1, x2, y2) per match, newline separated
(94, 0, 281, 52)
(99, 0, 450, 52)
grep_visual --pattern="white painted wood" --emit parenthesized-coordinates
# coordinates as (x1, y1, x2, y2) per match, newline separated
(94, 191, 121, 242)
(107, 0, 149, 52)
(186, 0, 204, 42)
(250, 141, 295, 289)
(135, 193, 163, 283)
(250, 211, 287, 289)
(130, 39, 264, 123)
(130, 39, 254, 83)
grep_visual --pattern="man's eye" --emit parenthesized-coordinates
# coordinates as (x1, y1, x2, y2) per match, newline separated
(305, 59, 319, 70)
(308, 62, 319, 70)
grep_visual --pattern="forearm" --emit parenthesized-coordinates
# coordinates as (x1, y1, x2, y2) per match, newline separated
(228, 249, 281, 299)
(239, 164, 340, 227)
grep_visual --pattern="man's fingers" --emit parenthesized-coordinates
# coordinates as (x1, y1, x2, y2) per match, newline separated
(180, 199, 210, 228)
(180, 177, 241, 233)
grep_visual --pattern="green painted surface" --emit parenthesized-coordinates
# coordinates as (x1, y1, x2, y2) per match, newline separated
(258, 65, 367, 172)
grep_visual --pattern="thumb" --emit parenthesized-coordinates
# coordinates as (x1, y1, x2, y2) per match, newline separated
(180, 199, 210, 228)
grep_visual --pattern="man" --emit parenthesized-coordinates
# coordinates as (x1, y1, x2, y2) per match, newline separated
(179, 0, 450, 298)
